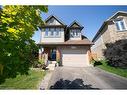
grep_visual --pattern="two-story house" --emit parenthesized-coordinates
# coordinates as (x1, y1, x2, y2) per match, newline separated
(38, 15, 93, 67)
(91, 11, 127, 59)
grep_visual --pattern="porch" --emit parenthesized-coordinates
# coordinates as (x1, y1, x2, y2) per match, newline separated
(39, 46, 62, 67)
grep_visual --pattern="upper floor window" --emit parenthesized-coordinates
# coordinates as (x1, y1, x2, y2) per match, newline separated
(115, 19, 127, 31)
(70, 29, 81, 38)
(45, 28, 49, 36)
(44, 28, 61, 37)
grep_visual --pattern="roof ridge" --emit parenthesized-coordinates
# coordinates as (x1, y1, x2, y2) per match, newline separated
(45, 15, 66, 25)
(69, 20, 84, 28)
(106, 11, 127, 21)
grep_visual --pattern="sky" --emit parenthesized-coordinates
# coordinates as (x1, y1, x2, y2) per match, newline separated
(32, 6, 127, 43)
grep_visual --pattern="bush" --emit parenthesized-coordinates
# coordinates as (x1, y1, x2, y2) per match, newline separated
(92, 59, 108, 67)
(103, 39, 127, 68)
(56, 59, 62, 66)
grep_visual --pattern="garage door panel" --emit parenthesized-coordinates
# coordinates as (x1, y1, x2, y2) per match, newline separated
(61, 48, 89, 67)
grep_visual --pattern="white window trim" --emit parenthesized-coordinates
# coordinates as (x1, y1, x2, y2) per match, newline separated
(70, 29, 81, 38)
(114, 19, 127, 32)
(44, 28, 61, 38)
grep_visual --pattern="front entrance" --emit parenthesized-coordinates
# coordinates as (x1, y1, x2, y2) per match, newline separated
(42, 47, 57, 61)
(50, 49, 56, 61)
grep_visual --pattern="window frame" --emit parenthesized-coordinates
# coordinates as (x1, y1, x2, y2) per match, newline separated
(44, 27, 61, 38)
(70, 29, 81, 38)
(114, 18, 127, 32)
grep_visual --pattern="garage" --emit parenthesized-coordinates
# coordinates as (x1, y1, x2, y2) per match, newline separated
(60, 46, 90, 67)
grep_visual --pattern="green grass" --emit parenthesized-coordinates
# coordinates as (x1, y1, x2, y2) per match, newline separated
(97, 61, 127, 78)
(0, 69, 46, 89)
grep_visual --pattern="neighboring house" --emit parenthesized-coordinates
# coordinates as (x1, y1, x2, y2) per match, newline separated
(91, 11, 127, 59)
(38, 15, 93, 67)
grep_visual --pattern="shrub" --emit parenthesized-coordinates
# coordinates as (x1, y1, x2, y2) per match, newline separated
(92, 59, 108, 67)
(56, 59, 62, 66)
(103, 39, 127, 68)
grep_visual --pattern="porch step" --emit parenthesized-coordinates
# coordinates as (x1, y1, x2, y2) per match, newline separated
(51, 61, 57, 64)
(47, 61, 56, 71)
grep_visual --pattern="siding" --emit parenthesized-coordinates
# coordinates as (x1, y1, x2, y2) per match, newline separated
(41, 30, 65, 43)
(91, 15, 127, 59)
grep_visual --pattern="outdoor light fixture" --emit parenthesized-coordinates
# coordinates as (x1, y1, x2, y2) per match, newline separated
(71, 46, 77, 49)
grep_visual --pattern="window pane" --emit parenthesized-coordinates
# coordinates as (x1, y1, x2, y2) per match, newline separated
(56, 31, 59, 36)
(51, 31, 54, 36)
(45, 28, 49, 36)
(120, 21, 126, 30)
(56, 28, 60, 31)
(61, 28, 64, 31)
(76, 31, 78, 36)
(70, 32, 74, 38)
(50, 28, 54, 31)
(45, 31, 48, 36)
(116, 22, 120, 30)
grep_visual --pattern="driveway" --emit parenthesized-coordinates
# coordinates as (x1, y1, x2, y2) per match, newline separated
(48, 66, 127, 89)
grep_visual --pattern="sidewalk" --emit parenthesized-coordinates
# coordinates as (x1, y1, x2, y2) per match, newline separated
(39, 62, 56, 90)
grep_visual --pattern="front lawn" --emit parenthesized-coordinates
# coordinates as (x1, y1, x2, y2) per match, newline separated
(0, 69, 46, 89)
(97, 61, 127, 78)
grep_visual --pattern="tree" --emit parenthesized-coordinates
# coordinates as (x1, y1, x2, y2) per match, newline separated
(103, 39, 127, 68)
(0, 5, 48, 83)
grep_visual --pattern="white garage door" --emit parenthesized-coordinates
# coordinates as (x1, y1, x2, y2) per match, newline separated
(61, 47, 89, 67)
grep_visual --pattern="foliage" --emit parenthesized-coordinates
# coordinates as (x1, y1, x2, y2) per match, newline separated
(0, 5, 48, 83)
(39, 59, 45, 64)
(103, 39, 127, 68)
(0, 70, 46, 89)
(56, 59, 62, 66)
(92, 60, 102, 67)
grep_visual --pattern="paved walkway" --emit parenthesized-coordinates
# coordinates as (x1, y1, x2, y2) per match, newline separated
(48, 67, 127, 89)
(39, 63, 56, 90)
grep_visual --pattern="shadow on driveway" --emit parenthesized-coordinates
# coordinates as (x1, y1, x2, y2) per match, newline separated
(50, 78, 100, 89)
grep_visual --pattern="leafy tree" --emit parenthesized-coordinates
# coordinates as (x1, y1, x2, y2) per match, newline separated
(103, 39, 127, 68)
(0, 5, 48, 83)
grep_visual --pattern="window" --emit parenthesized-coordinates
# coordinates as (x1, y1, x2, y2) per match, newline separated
(70, 29, 81, 38)
(55, 30, 60, 36)
(45, 28, 49, 36)
(50, 31, 54, 36)
(44, 28, 61, 37)
(115, 19, 126, 31)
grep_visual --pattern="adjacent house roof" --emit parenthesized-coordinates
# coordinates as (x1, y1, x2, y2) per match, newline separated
(38, 36, 93, 46)
(92, 11, 127, 42)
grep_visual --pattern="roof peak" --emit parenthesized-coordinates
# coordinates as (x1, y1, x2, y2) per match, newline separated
(69, 20, 84, 28)
(106, 11, 127, 21)
(45, 15, 66, 25)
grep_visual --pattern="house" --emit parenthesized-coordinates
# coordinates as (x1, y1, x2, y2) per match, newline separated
(91, 11, 127, 60)
(38, 15, 93, 67)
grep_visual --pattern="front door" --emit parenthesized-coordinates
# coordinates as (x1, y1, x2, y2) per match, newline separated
(51, 49, 56, 61)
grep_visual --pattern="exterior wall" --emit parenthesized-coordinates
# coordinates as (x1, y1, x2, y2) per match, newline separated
(108, 16, 127, 43)
(91, 15, 127, 59)
(41, 29, 65, 43)
(70, 36, 81, 40)
(91, 32, 105, 59)
(47, 18, 61, 25)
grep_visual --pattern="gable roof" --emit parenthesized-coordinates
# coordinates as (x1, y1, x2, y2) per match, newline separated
(106, 11, 127, 21)
(92, 11, 127, 42)
(69, 20, 84, 29)
(45, 15, 66, 26)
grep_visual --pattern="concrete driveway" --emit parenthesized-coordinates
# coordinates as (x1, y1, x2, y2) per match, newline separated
(48, 66, 127, 89)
